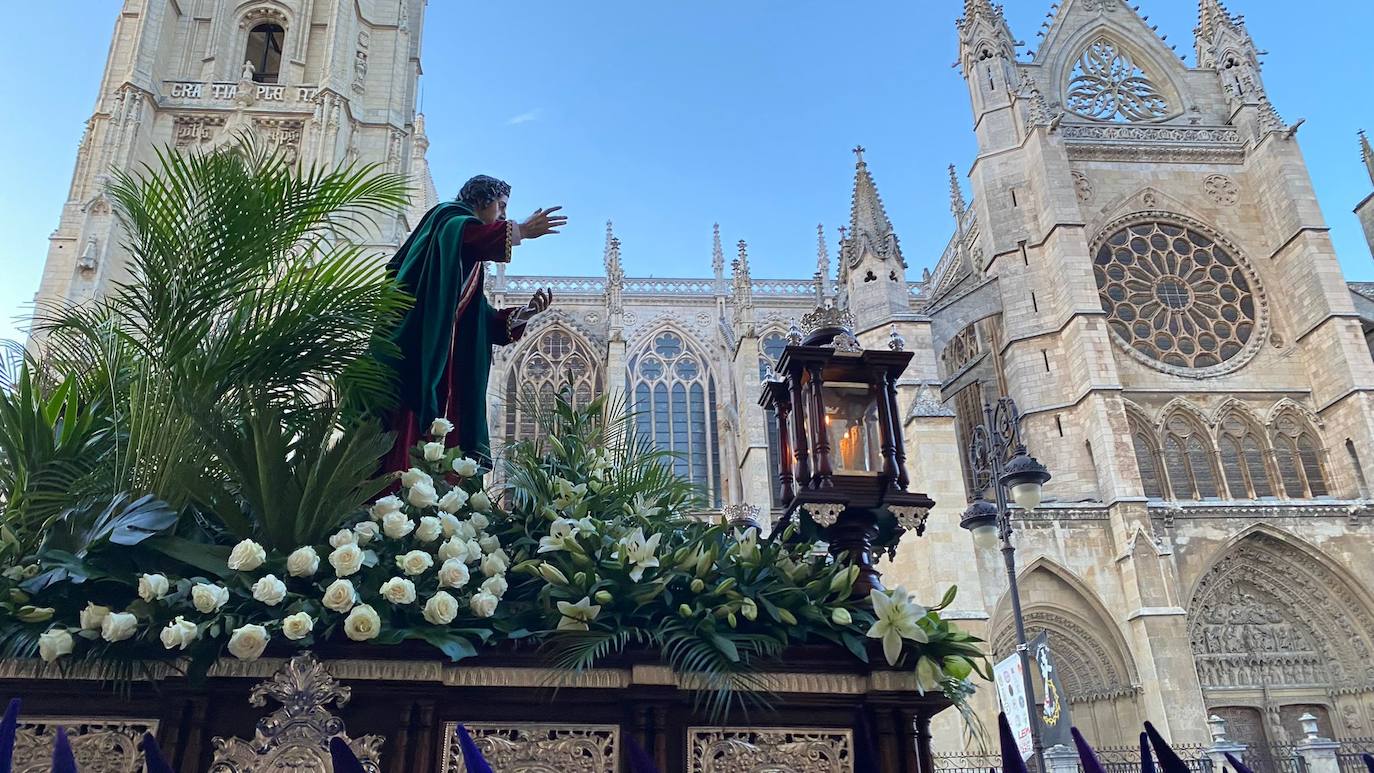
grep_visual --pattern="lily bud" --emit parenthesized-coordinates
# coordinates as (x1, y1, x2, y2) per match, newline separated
(829, 570, 851, 595)
(740, 598, 758, 621)
(690, 578, 705, 593)
(713, 578, 736, 595)
(727, 612, 738, 628)
(538, 563, 569, 586)
(678, 604, 694, 618)
(831, 607, 853, 626)
(778, 608, 798, 626)
(594, 590, 613, 605)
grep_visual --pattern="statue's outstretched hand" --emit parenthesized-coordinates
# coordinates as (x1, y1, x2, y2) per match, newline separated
(511, 288, 554, 330)
(520, 207, 567, 239)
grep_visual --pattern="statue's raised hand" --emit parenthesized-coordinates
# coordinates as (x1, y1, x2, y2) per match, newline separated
(520, 207, 567, 239)
(511, 288, 554, 330)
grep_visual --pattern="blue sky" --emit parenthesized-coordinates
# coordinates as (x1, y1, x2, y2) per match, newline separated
(3, 1, 1372, 342)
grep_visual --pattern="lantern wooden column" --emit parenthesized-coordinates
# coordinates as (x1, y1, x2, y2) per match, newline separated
(761, 380, 796, 504)
(788, 374, 811, 488)
(806, 363, 833, 489)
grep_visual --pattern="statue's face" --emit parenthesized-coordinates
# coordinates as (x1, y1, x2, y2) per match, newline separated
(474, 196, 508, 225)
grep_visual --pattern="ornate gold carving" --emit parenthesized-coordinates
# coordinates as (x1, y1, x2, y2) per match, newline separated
(209, 652, 384, 772)
(800, 306, 855, 337)
(888, 505, 929, 535)
(441, 723, 618, 773)
(688, 727, 854, 772)
(802, 503, 844, 528)
(14, 719, 158, 773)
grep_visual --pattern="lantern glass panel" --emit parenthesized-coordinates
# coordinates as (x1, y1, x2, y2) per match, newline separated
(822, 382, 882, 473)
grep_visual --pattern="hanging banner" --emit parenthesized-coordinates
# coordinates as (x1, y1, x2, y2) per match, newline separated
(1031, 632, 1074, 750)
(993, 652, 1034, 762)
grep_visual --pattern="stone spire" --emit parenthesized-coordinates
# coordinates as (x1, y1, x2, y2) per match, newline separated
(1361, 131, 1374, 187)
(948, 164, 966, 221)
(1195, 0, 1240, 42)
(603, 221, 623, 317)
(732, 239, 755, 327)
(711, 222, 725, 279)
(814, 223, 831, 304)
(843, 146, 902, 266)
(407, 113, 439, 226)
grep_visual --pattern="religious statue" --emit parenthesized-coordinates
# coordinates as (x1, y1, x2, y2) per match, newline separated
(380, 175, 566, 471)
(241, 60, 256, 82)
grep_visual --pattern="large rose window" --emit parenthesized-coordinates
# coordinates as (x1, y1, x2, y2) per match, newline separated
(1093, 216, 1265, 377)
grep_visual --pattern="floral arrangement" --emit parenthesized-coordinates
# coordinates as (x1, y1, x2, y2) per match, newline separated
(0, 392, 988, 715)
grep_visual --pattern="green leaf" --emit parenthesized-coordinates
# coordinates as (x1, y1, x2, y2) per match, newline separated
(934, 585, 958, 612)
(144, 536, 233, 579)
(943, 655, 974, 681)
(840, 631, 870, 663)
(410, 628, 479, 662)
(708, 632, 740, 663)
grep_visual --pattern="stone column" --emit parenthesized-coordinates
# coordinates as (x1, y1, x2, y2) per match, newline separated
(1205, 714, 1249, 773)
(1294, 714, 1343, 773)
(1045, 743, 1080, 773)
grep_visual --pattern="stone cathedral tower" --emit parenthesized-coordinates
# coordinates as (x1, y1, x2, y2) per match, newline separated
(31, 0, 434, 314)
(924, 0, 1374, 748)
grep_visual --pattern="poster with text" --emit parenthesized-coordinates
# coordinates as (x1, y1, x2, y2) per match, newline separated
(994, 652, 1035, 761)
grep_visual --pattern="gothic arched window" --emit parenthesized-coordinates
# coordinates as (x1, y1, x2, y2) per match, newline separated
(245, 23, 285, 84)
(1128, 416, 1166, 500)
(1218, 413, 1275, 499)
(504, 327, 601, 447)
(1272, 412, 1329, 499)
(1065, 38, 1171, 122)
(759, 332, 788, 505)
(1162, 413, 1220, 500)
(629, 331, 722, 506)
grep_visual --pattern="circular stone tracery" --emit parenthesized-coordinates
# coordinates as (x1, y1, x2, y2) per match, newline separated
(1093, 215, 1265, 377)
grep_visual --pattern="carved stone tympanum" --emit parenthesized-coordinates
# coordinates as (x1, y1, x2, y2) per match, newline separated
(209, 652, 384, 772)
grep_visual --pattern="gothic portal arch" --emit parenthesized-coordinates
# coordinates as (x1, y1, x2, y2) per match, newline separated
(1187, 527, 1374, 742)
(991, 559, 1142, 747)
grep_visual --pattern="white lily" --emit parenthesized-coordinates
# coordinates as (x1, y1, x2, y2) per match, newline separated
(732, 527, 760, 563)
(866, 587, 929, 666)
(615, 528, 662, 582)
(552, 477, 588, 510)
(556, 596, 602, 631)
(623, 494, 662, 520)
(538, 518, 581, 554)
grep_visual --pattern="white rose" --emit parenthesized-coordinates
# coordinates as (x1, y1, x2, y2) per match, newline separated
(329, 529, 357, 549)
(430, 418, 455, 437)
(191, 583, 230, 613)
(437, 536, 465, 562)
(481, 552, 508, 578)
(438, 489, 469, 514)
(281, 611, 314, 641)
(400, 467, 431, 489)
(251, 574, 287, 606)
(344, 604, 382, 641)
(463, 539, 485, 564)
(79, 602, 111, 631)
(286, 546, 321, 577)
(138, 573, 170, 602)
(423, 442, 446, 462)
(481, 575, 509, 598)
(380, 576, 417, 605)
(100, 612, 138, 643)
(396, 550, 434, 576)
(227, 623, 269, 661)
(38, 629, 74, 663)
(159, 616, 198, 651)
(437, 558, 471, 589)
(382, 511, 415, 540)
(454, 520, 478, 542)
(422, 591, 460, 625)
(469, 492, 492, 513)
(407, 480, 439, 509)
(369, 495, 403, 520)
(415, 516, 443, 543)
(322, 579, 357, 613)
(479, 535, 501, 554)
(469, 512, 490, 531)
(469, 591, 499, 618)
(227, 539, 267, 572)
(353, 521, 379, 545)
(329, 543, 366, 576)
(438, 512, 461, 538)
(452, 457, 479, 478)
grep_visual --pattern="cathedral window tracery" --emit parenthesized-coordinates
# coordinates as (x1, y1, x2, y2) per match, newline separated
(503, 327, 601, 447)
(1162, 413, 1221, 500)
(1128, 415, 1166, 500)
(629, 331, 722, 506)
(1093, 216, 1265, 378)
(1065, 38, 1171, 122)
(1271, 412, 1329, 499)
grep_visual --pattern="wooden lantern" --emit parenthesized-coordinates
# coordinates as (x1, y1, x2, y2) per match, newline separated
(760, 307, 935, 597)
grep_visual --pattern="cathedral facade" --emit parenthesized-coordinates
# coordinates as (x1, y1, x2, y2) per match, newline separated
(33, 0, 1374, 756)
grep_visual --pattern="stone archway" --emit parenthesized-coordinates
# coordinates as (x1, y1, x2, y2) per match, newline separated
(1187, 529, 1374, 745)
(992, 562, 1143, 747)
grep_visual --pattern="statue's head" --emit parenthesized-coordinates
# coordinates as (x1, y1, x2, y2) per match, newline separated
(457, 175, 512, 225)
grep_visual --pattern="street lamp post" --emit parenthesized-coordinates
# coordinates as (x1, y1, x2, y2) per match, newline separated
(958, 397, 1052, 773)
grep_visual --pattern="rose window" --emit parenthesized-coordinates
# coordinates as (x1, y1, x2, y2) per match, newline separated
(1093, 217, 1265, 376)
